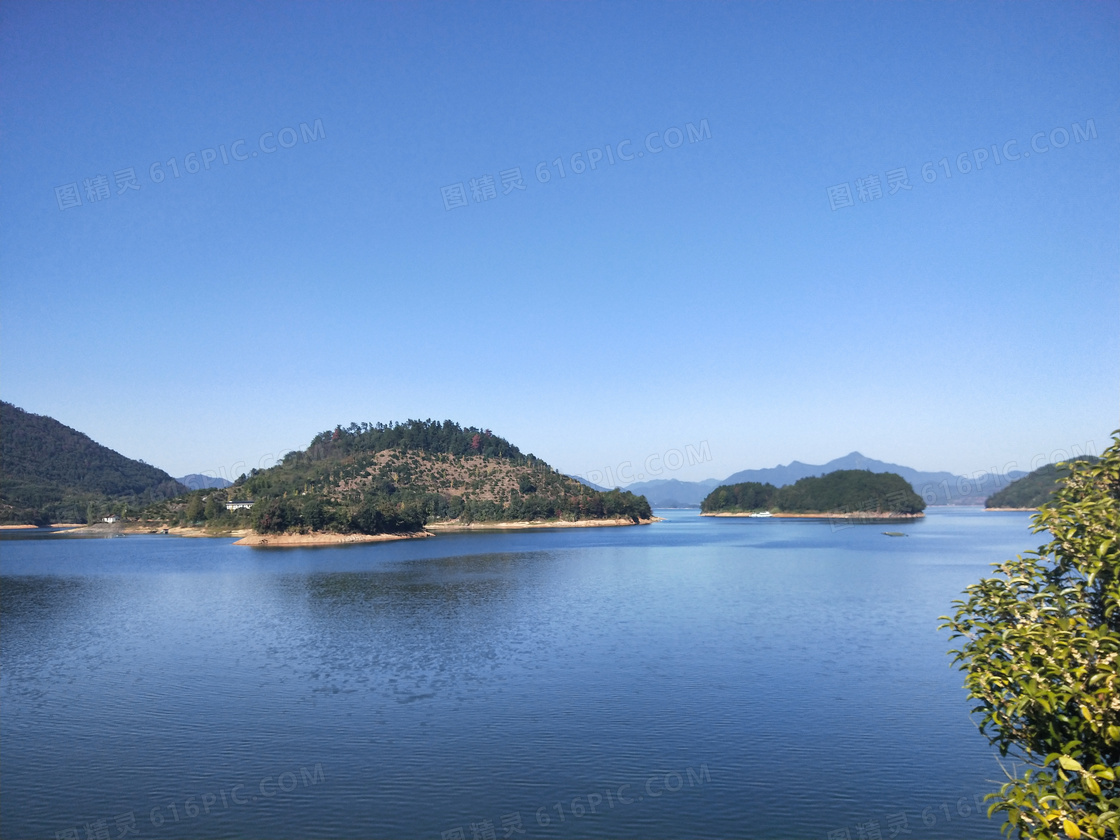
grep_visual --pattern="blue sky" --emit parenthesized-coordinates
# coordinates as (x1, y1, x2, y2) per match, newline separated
(1, 1, 1116, 484)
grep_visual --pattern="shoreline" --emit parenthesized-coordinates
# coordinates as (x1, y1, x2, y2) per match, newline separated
(982, 506, 1037, 512)
(425, 516, 659, 532)
(0, 522, 87, 530)
(6, 516, 661, 546)
(701, 511, 925, 520)
(233, 531, 430, 547)
(152, 525, 254, 539)
(238, 516, 659, 545)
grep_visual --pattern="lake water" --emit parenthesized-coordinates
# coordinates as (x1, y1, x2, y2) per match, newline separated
(1, 508, 1037, 839)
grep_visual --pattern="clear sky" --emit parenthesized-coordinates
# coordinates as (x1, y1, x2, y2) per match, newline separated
(2, 1, 1117, 485)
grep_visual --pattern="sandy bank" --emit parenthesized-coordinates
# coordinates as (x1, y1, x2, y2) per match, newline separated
(233, 531, 430, 547)
(0, 524, 40, 530)
(702, 511, 925, 520)
(982, 507, 1036, 512)
(51, 522, 124, 536)
(48, 524, 254, 539)
(148, 525, 253, 539)
(425, 517, 659, 532)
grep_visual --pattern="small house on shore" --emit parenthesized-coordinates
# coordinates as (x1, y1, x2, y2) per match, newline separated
(102, 514, 120, 524)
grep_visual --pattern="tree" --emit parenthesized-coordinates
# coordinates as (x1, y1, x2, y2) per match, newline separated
(184, 494, 204, 524)
(302, 497, 326, 530)
(942, 433, 1120, 839)
(255, 498, 295, 533)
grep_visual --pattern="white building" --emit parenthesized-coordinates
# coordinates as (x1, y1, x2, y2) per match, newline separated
(102, 514, 120, 524)
(225, 500, 255, 511)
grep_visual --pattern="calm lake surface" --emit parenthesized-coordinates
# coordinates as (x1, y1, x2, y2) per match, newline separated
(1, 508, 1036, 839)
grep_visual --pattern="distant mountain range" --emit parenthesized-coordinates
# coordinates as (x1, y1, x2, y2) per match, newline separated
(578, 451, 1028, 508)
(176, 474, 233, 490)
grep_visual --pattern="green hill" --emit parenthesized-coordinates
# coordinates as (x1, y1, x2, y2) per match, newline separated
(701, 469, 925, 515)
(0, 402, 187, 525)
(144, 419, 652, 535)
(984, 457, 1099, 509)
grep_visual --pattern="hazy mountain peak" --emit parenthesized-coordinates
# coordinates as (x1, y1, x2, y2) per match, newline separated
(176, 474, 233, 491)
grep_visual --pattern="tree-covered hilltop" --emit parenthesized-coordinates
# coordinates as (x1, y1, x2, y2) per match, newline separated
(700, 470, 926, 515)
(0, 401, 187, 525)
(701, 481, 780, 513)
(304, 419, 528, 462)
(984, 456, 1100, 509)
(145, 420, 653, 535)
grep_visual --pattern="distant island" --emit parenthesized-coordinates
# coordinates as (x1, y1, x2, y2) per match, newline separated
(623, 451, 1026, 508)
(700, 470, 926, 519)
(984, 456, 1099, 510)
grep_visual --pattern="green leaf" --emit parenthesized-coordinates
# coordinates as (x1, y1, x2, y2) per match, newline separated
(1059, 755, 1084, 773)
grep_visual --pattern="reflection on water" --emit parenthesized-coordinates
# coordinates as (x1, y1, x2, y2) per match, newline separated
(0, 509, 1033, 838)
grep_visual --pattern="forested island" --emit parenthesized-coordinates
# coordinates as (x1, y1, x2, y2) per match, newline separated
(700, 469, 925, 518)
(984, 456, 1100, 509)
(139, 420, 653, 542)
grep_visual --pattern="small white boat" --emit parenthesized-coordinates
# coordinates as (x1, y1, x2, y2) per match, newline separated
(751, 511, 773, 518)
